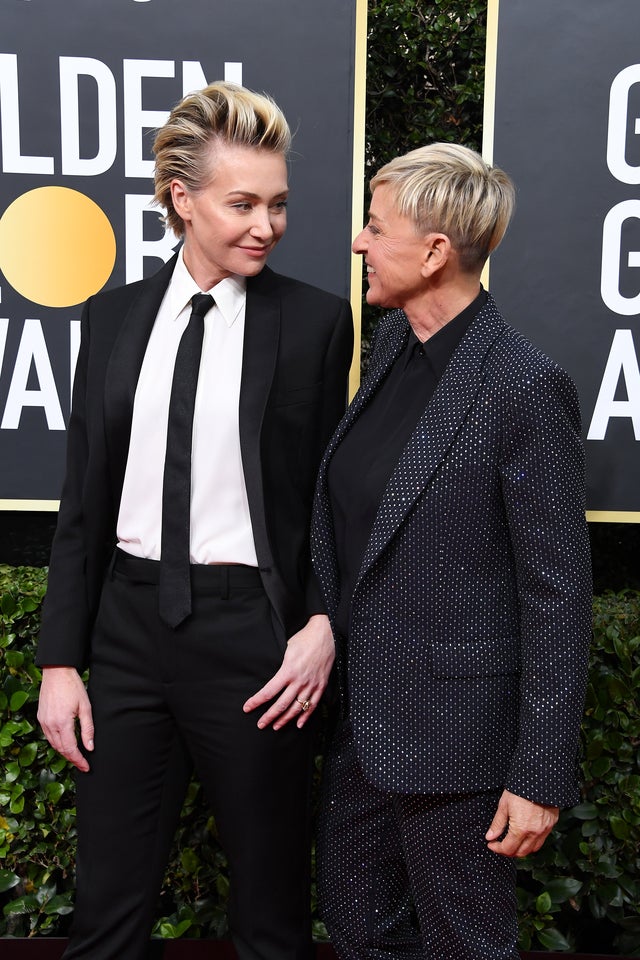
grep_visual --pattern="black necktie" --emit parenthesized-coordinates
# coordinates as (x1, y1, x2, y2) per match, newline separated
(158, 292, 214, 628)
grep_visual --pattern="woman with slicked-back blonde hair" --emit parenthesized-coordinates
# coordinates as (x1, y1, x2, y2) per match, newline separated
(37, 80, 352, 960)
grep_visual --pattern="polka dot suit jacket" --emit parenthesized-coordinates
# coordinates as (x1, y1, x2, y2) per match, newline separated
(311, 294, 592, 808)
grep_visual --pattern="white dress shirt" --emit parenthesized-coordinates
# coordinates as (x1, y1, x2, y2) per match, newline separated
(117, 250, 259, 566)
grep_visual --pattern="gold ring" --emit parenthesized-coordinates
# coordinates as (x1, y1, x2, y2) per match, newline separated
(296, 698, 311, 712)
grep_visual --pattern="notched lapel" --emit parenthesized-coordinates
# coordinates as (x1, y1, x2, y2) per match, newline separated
(239, 269, 281, 567)
(104, 257, 177, 508)
(357, 301, 508, 583)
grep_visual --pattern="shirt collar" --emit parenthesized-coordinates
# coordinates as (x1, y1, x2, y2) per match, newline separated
(169, 248, 247, 327)
(405, 286, 487, 378)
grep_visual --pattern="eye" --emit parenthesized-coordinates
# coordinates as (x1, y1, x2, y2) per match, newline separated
(231, 202, 252, 211)
(367, 222, 380, 236)
(271, 199, 288, 211)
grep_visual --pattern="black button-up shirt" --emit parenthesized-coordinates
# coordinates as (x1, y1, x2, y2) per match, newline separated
(328, 288, 487, 635)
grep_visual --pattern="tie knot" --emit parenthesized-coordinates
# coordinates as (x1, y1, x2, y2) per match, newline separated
(190, 293, 214, 319)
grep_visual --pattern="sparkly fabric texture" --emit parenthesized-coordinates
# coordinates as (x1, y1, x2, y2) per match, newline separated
(318, 721, 519, 959)
(311, 293, 593, 806)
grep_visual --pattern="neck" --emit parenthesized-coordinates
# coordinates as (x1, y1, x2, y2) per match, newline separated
(182, 245, 229, 292)
(404, 275, 481, 342)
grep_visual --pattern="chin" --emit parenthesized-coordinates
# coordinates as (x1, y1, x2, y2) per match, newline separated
(239, 260, 268, 277)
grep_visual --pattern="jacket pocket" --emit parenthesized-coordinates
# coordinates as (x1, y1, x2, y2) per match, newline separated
(430, 635, 520, 678)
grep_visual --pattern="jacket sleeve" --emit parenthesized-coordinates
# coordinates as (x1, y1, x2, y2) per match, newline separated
(304, 297, 353, 615)
(500, 360, 592, 807)
(37, 300, 95, 671)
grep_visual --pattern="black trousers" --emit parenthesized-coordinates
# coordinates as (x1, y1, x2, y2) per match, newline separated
(64, 551, 315, 960)
(318, 721, 519, 960)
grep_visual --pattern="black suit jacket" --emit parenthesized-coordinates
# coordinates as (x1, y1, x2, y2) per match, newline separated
(312, 294, 592, 807)
(38, 256, 353, 670)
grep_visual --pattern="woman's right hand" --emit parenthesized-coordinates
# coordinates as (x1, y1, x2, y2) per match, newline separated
(37, 665, 94, 772)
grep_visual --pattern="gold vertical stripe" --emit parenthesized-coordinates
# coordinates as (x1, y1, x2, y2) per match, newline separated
(482, 0, 500, 166)
(480, 0, 500, 291)
(349, 0, 368, 399)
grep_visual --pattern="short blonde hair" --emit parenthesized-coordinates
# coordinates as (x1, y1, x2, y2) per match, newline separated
(153, 81, 291, 237)
(371, 143, 515, 272)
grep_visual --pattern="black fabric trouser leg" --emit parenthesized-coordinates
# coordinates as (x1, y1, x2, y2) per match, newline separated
(64, 557, 315, 960)
(317, 720, 519, 960)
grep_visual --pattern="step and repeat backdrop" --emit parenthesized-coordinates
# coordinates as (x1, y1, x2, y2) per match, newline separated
(484, 0, 640, 521)
(0, 0, 366, 509)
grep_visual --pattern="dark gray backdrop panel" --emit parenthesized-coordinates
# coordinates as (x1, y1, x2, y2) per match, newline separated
(489, 0, 640, 514)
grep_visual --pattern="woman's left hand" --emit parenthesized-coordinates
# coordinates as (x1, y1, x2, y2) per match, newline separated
(243, 614, 335, 729)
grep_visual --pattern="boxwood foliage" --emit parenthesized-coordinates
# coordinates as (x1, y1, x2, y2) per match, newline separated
(516, 591, 640, 956)
(1, 565, 639, 953)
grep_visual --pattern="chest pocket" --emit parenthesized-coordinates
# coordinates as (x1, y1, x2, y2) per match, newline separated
(271, 382, 323, 407)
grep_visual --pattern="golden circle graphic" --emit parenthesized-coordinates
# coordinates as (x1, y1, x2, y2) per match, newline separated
(0, 186, 116, 308)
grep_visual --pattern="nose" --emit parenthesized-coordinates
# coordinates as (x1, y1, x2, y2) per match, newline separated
(249, 206, 275, 241)
(352, 228, 367, 254)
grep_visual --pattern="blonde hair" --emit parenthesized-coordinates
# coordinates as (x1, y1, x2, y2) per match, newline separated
(370, 143, 515, 272)
(153, 81, 291, 237)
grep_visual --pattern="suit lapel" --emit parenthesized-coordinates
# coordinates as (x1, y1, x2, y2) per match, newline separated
(356, 299, 508, 584)
(312, 310, 409, 618)
(239, 267, 281, 567)
(104, 255, 177, 508)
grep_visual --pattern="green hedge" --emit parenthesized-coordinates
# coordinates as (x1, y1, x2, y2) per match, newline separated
(360, 0, 487, 354)
(1, 564, 639, 953)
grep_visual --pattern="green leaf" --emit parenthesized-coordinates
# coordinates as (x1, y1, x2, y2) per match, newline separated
(180, 848, 200, 874)
(156, 919, 192, 939)
(537, 926, 572, 950)
(581, 819, 600, 837)
(0, 870, 21, 893)
(1, 595, 17, 617)
(4, 760, 20, 783)
(543, 877, 582, 902)
(9, 690, 29, 712)
(571, 802, 598, 820)
(45, 782, 65, 804)
(2, 894, 39, 916)
(50, 756, 68, 774)
(43, 895, 74, 916)
(4, 650, 25, 669)
(610, 817, 631, 841)
(589, 756, 612, 777)
(19, 741, 39, 767)
(536, 891, 552, 914)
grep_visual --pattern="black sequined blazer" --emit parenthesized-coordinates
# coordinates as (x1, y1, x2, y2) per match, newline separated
(311, 294, 592, 807)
